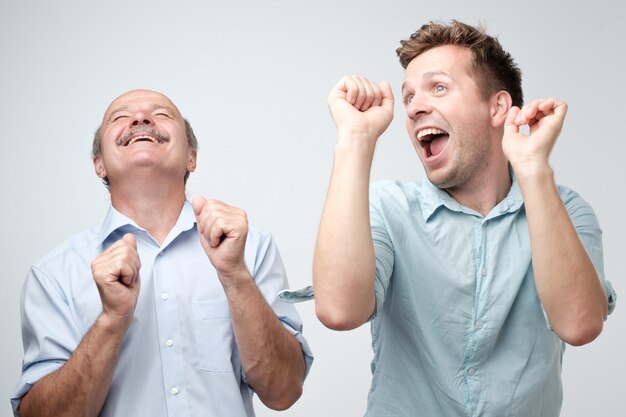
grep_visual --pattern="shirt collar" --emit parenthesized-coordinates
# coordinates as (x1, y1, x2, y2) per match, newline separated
(419, 170, 524, 222)
(97, 199, 197, 246)
(419, 179, 460, 221)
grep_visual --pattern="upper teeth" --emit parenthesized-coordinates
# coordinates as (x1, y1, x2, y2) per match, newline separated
(417, 128, 446, 141)
(128, 135, 159, 145)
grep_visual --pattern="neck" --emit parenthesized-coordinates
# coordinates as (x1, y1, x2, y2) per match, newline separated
(109, 177, 187, 244)
(446, 163, 512, 217)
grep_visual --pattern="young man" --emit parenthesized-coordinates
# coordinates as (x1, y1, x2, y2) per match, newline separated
(13, 89, 312, 417)
(313, 20, 615, 416)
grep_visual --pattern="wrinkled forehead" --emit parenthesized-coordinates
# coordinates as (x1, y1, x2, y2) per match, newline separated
(102, 89, 182, 121)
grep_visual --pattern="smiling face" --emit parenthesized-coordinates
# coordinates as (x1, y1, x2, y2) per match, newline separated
(402, 45, 502, 191)
(93, 89, 196, 191)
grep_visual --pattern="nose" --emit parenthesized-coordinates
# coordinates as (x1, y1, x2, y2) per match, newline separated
(406, 94, 432, 120)
(130, 110, 154, 127)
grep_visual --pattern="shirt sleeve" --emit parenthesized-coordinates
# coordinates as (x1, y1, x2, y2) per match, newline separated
(369, 185, 396, 319)
(11, 266, 83, 416)
(243, 229, 314, 385)
(561, 186, 616, 315)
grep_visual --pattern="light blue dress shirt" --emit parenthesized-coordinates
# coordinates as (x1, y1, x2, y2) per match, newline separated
(366, 178, 615, 417)
(12, 200, 313, 417)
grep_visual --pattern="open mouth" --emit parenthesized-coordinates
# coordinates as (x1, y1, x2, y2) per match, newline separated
(416, 127, 449, 158)
(118, 128, 169, 146)
(127, 135, 162, 145)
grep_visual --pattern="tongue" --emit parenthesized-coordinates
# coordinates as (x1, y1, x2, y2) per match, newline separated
(430, 135, 448, 157)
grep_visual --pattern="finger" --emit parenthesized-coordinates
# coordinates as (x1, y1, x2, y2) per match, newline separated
(370, 81, 383, 108)
(357, 77, 376, 111)
(552, 100, 568, 121)
(196, 200, 222, 247)
(351, 76, 368, 110)
(343, 76, 360, 106)
(515, 99, 541, 125)
(118, 261, 138, 286)
(207, 217, 228, 248)
(379, 81, 395, 113)
(192, 195, 210, 235)
(505, 106, 522, 134)
(533, 98, 567, 136)
(537, 98, 568, 119)
(121, 233, 137, 249)
(192, 195, 207, 217)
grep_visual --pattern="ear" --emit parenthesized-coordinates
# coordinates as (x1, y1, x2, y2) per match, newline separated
(187, 149, 197, 173)
(93, 155, 107, 179)
(490, 90, 512, 128)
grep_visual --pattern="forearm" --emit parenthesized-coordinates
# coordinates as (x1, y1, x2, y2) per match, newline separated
(518, 167, 607, 345)
(222, 270, 305, 410)
(313, 137, 377, 330)
(19, 314, 125, 417)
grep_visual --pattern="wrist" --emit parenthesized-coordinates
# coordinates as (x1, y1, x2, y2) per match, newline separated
(513, 165, 558, 199)
(511, 160, 554, 184)
(335, 129, 377, 153)
(217, 263, 252, 291)
(96, 310, 133, 339)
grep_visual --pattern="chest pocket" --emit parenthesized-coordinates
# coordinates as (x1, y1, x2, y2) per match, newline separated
(192, 299, 234, 372)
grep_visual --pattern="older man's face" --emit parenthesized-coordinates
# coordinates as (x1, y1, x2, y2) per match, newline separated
(94, 89, 196, 189)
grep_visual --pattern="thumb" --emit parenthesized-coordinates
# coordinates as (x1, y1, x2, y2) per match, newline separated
(504, 106, 521, 135)
(380, 80, 395, 113)
(192, 195, 207, 217)
(121, 233, 137, 249)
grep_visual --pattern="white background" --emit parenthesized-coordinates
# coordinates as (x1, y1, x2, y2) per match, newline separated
(1, 1, 624, 416)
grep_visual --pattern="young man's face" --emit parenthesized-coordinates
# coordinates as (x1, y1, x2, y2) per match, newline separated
(402, 45, 497, 190)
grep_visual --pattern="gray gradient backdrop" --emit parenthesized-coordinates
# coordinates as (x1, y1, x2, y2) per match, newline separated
(1, 1, 624, 416)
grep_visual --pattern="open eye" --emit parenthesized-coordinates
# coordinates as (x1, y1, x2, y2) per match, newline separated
(434, 84, 446, 93)
(404, 94, 414, 106)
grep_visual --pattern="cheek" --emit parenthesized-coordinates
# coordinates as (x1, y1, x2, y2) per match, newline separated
(406, 117, 417, 139)
(100, 127, 124, 149)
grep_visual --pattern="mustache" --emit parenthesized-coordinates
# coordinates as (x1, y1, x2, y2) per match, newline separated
(117, 127, 170, 146)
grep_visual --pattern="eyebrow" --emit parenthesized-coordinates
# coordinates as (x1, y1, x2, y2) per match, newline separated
(402, 71, 449, 92)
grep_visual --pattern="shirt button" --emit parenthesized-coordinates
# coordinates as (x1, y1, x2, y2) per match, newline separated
(158, 251, 164, 256)
(481, 269, 487, 277)
(170, 387, 179, 395)
(475, 321, 483, 330)
(468, 368, 476, 376)
(161, 292, 169, 301)
(166, 339, 174, 347)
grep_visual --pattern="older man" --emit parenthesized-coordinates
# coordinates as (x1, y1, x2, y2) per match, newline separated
(13, 89, 312, 417)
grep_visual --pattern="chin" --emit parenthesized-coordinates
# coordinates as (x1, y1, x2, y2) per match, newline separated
(426, 171, 461, 190)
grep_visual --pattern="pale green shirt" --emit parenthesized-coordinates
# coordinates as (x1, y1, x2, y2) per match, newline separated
(366, 178, 615, 417)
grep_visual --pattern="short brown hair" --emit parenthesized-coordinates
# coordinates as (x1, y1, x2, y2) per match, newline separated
(397, 20, 523, 107)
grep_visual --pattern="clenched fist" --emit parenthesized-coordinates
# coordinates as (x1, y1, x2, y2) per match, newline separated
(328, 75, 395, 145)
(91, 233, 141, 333)
(192, 196, 249, 288)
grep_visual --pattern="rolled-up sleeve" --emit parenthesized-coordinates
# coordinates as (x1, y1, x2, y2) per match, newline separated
(562, 186, 616, 315)
(246, 229, 313, 382)
(11, 266, 81, 415)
